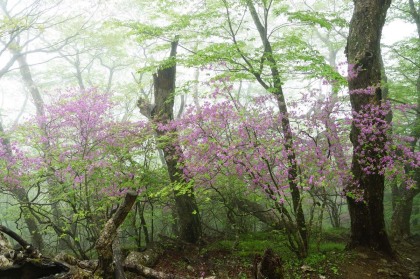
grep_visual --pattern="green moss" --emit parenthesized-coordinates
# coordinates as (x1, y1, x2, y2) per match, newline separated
(203, 230, 349, 278)
(206, 231, 293, 259)
(206, 240, 235, 251)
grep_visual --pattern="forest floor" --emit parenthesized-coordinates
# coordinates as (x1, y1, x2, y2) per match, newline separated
(128, 229, 420, 279)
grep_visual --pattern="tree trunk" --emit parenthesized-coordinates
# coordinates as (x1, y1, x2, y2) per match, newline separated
(391, 195, 413, 240)
(139, 202, 150, 245)
(12, 50, 76, 251)
(391, 177, 420, 240)
(0, 225, 39, 257)
(327, 201, 341, 228)
(147, 38, 201, 243)
(96, 191, 137, 279)
(113, 232, 127, 279)
(15, 54, 45, 120)
(345, 0, 393, 255)
(245, 0, 307, 257)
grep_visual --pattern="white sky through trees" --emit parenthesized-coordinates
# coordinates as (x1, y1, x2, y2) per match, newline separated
(0, 0, 416, 127)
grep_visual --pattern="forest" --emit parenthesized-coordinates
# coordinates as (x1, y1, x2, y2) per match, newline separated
(0, 0, 419, 278)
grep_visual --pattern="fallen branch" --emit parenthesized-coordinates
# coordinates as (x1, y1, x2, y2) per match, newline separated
(231, 198, 288, 230)
(0, 225, 69, 277)
(124, 262, 186, 279)
(0, 225, 39, 257)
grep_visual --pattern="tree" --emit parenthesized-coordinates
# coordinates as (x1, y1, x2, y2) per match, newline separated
(176, 81, 352, 257)
(142, 39, 202, 243)
(0, 0, 73, 249)
(0, 118, 45, 250)
(10, 88, 153, 258)
(129, 0, 349, 257)
(345, 0, 393, 254)
(0, 0, 83, 250)
(243, 0, 308, 256)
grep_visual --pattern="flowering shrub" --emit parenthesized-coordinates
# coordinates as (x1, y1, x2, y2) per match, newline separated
(173, 86, 352, 207)
(0, 88, 157, 256)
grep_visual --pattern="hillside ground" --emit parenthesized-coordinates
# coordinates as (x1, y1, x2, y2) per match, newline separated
(129, 229, 420, 279)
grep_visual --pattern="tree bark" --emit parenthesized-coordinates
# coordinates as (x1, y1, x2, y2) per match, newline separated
(96, 190, 138, 279)
(391, 177, 420, 240)
(112, 232, 127, 279)
(345, 0, 393, 255)
(147, 38, 202, 243)
(391, 194, 413, 240)
(0, 225, 39, 257)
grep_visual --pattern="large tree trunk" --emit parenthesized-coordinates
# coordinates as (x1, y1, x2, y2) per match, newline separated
(147, 39, 201, 243)
(345, 0, 393, 255)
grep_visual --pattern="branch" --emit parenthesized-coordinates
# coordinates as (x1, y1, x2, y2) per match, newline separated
(389, 47, 420, 69)
(0, 225, 39, 256)
(124, 262, 188, 279)
(222, 0, 255, 74)
(0, 53, 19, 79)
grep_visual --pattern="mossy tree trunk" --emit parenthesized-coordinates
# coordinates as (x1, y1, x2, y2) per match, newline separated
(345, 0, 393, 255)
(148, 39, 201, 243)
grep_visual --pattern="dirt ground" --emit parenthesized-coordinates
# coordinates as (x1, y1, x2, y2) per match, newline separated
(338, 238, 420, 279)
(145, 236, 420, 278)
